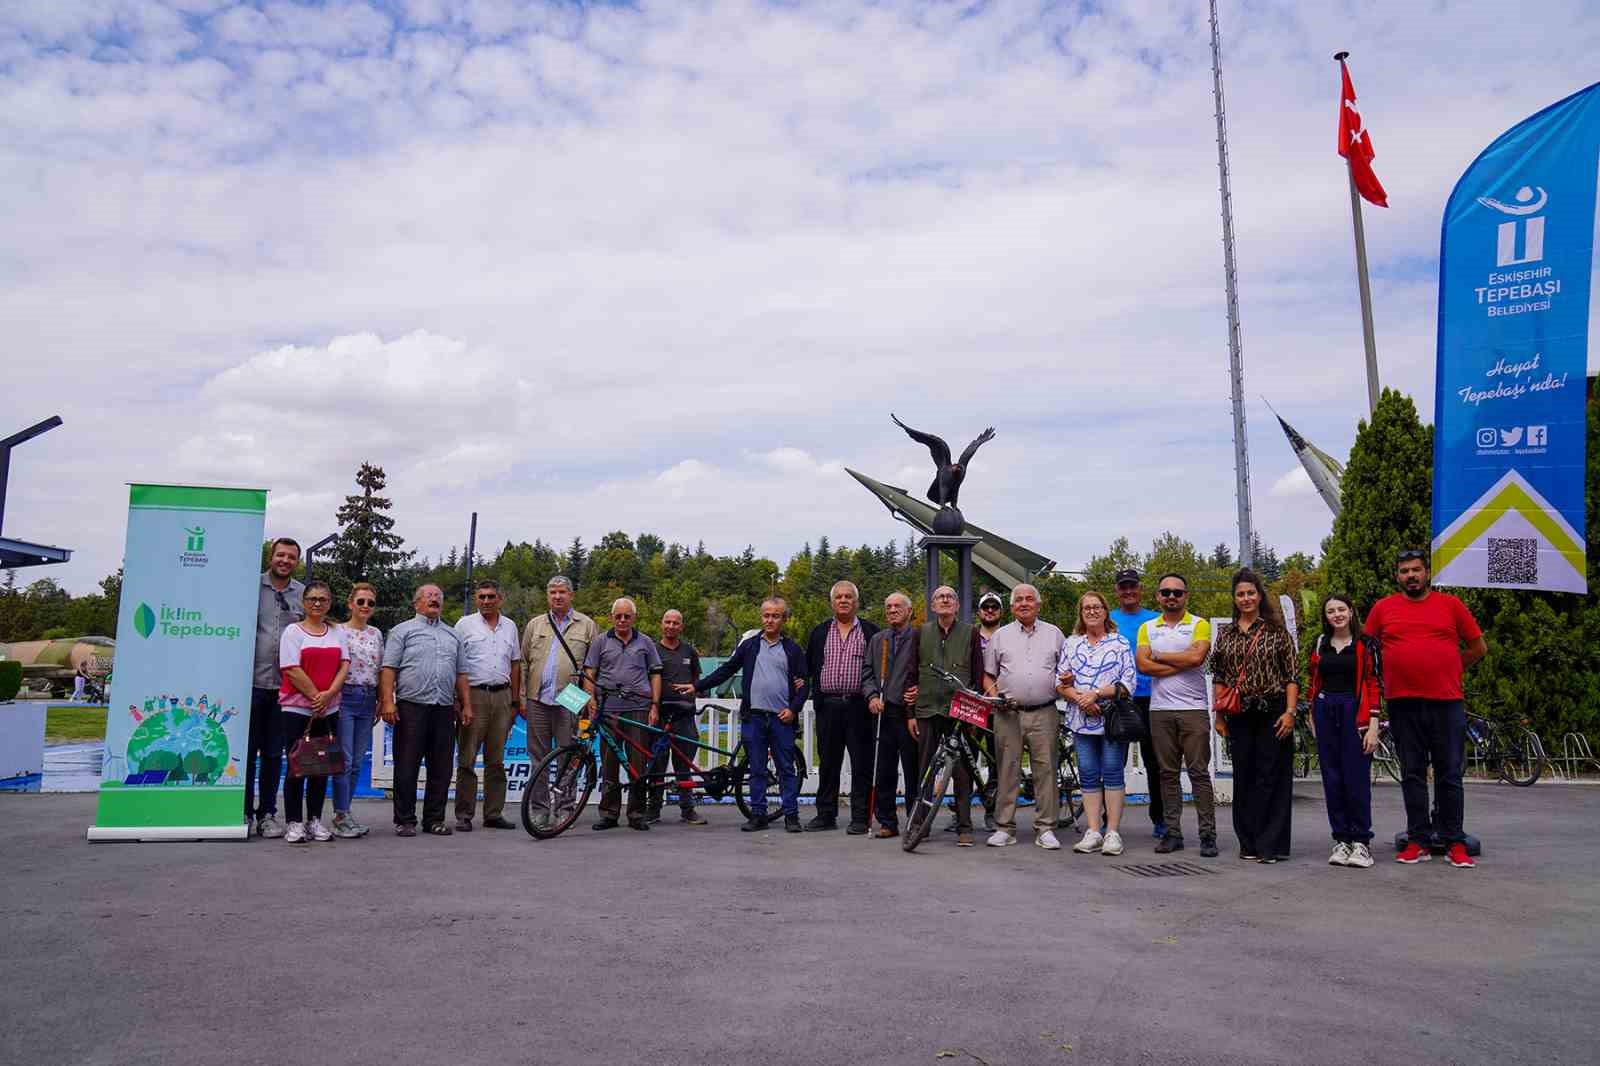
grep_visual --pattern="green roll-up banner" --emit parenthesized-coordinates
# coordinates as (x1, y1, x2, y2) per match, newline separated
(87, 484, 267, 841)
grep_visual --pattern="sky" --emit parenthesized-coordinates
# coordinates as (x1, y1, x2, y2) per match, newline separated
(5, 0, 1599, 594)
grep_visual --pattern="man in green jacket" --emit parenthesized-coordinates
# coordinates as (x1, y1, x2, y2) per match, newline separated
(913, 585, 985, 847)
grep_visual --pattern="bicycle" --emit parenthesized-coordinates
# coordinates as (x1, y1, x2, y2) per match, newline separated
(1467, 708, 1546, 786)
(903, 670, 1003, 852)
(520, 690, 807, 839)
(1018, 717, 1085, 832)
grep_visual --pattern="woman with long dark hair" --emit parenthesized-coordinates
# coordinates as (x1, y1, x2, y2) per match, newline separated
(1307, 594, 1384, 868)
(1210, 569, 1299, 862)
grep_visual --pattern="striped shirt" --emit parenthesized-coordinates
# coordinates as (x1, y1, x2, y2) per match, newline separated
(819, 619, 866, 695)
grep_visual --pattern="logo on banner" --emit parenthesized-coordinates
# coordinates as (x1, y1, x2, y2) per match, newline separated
(1471, 185, 1560, 316)
(179, 524, 209, 569)
(1475, 424, 1550, 456)
(1477, 185, 1547, 266)
(133, 602, 157, 639)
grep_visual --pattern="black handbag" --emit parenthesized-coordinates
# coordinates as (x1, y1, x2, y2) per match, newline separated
(1101, 683, 1147, 744)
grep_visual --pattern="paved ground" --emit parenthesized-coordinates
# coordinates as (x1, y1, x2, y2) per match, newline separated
(2, 782, 1596, 1066)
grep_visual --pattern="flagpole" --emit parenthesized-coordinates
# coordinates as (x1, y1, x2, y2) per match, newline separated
(1336, 51, 1382, 415)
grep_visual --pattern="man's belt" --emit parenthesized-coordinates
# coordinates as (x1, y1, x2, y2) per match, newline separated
(1019, 700, 1058, 711)
(819, 692, 863, 701)
(471, 682, 510, 692)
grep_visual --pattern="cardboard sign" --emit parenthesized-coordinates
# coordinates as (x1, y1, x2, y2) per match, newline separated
(948, 691, 991, 729)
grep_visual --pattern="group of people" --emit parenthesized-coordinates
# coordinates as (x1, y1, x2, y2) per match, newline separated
(245, 537, 1488, 869)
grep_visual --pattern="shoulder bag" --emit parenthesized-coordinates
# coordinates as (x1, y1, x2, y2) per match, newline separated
(550, 612, 585, 675)
(1213, 624, 1264, 717)
(1101, 683, 1146, 744)
(287, 715, 345, 778)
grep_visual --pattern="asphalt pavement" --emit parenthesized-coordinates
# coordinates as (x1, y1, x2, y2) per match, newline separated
(1, 781, 1596, 1066)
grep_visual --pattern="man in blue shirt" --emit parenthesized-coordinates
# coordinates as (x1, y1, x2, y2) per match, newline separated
(1110, 570, 1165, 839)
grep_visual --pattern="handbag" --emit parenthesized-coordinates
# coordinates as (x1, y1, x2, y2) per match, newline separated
(1213, 624, 1264, 717)
(288, 715, 345, 778)
(1100, 683, 1147, 744)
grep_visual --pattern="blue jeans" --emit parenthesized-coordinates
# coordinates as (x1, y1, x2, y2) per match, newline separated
(1312, 691, 1373, 844)
(1074, 732, 1126, 791)
(333, 684, 377, 813)
(743, 711, 798, 818)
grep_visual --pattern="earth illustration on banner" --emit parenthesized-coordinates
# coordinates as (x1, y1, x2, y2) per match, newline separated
(123, 695, 237, 785)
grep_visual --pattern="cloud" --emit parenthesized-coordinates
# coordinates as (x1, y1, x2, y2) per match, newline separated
(1271, 466, 1315, 498)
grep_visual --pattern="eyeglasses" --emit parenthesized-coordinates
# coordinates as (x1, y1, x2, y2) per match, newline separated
(353, 598, 375, 608)
(1157, 588, 1187, 598)
(613, 613, 635, 619)
(304, 596, 331, 605)
(1081, 604, 1106, 613)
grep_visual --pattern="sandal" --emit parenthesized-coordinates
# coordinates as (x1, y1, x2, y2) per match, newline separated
(396, 824, 417, 837)
(425, 823, 453, 836)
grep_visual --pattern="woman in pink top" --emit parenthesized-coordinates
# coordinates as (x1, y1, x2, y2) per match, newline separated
(278, 580, 349, 844)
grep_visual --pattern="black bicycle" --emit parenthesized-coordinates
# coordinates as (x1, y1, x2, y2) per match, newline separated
(1467, 708, 1546, 786)
(904, 671, 1002, 852)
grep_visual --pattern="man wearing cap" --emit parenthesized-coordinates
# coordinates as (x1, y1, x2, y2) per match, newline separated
(1110, 569, 1165, 840)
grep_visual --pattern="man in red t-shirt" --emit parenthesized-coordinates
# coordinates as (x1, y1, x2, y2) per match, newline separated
(1364, 550, 1487, 868)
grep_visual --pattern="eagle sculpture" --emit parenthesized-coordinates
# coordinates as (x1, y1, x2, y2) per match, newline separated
(890, 413, 996, 511)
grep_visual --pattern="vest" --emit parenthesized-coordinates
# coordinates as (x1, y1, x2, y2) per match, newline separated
(916, 619, 975, 719)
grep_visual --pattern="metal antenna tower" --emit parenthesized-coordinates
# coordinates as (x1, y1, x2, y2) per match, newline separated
(1209, 0, 1255, 567)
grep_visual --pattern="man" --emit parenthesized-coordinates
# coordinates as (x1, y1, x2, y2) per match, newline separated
(520, 576, 599, 827)
(380, 584, 472, 836)
(1110, 569, 1166, 840)
(915, 585, 985, 847)
(685, 597, 809, 833)
(647, 609, 707, 826)
(982, 583, 1067, 850)
(247, 537, 303, 838)
(1135, 573, 1218, 857)
(861, 592, 920, 838)
(944, 589, 1005, 834)
(452, 579, 522, 832)
(1365, 550, 1487, 869)
(581, 597, 663, 832)
(804, 581, 881, 833)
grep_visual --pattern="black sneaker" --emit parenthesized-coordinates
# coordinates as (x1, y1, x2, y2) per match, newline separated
(482, 816, 516, 830)
(804, 816, 837, 832)
(643, 811, 662, 825)
(455, 818, 473, 832)
(591, 818, 621, 831)
(740, 816, 770, 832)
(680, 809, 707, 826)
(784, 814, 803, 833)
(627, 819, 651, 832)
(845, 822, 869, 836)
(1154, 834, 1185, 854)
(1199, 836, 1219, 858)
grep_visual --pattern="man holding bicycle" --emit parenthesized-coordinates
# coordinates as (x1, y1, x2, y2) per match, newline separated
(520, 576, 598, 829)
(581, 597, 663, 832)
(914, 585, 984, 847)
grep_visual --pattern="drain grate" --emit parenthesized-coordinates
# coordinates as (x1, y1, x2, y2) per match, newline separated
(1109, 861, 1220, 878)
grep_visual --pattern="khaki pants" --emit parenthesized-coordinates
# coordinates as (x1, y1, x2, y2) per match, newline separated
(1150, 708, 1217, 840)
(456, 687, 516, 820)
(526, 699, 575, 818)
(993, 706, 1059, 834)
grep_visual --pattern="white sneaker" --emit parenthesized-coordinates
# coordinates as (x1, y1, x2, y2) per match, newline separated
(258, 815, 285, 839)
(1100, 831, 1124, 856)
(986, 830, 1017, 847)
(307, 818, 333, 842)
(1329, 842, 1351, 866)
(284, 821, 307, 844)
(1346, 843, 1374, 868)
(1035, 829, 1062, 851)
(1072, 829, 1104, 854)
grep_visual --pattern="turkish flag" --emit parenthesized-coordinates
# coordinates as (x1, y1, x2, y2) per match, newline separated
(1338, 62, 1388, 207)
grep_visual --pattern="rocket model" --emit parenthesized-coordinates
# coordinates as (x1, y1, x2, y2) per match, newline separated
(1265, 400, 1345, 516)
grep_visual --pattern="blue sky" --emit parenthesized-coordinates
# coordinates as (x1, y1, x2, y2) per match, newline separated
(5, 0, 1600, 592)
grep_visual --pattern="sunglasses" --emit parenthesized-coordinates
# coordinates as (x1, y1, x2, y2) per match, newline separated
(353, 598, 376, 607)
(274, 590, 291, 611)
(1396, 550, 1426, 564)
(1157, 588, 1187, 597)
(979, 603, 1001, 610)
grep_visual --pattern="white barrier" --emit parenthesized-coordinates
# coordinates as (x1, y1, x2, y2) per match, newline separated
(0, 701, 47, 790)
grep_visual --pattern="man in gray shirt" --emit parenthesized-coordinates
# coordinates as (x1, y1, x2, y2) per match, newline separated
(380, 584, 471, 836)
(581, 597, 663, 831)
(247, 537, 303, 838)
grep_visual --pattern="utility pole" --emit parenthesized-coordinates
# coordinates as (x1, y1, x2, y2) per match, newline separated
(1209, 0, 1255, 567)
(463, 511, 478, 613)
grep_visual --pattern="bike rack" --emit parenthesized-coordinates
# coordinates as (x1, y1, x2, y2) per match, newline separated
(1557, 733, 1600, 781)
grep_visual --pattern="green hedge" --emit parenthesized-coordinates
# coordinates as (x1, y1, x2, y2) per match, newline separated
(0, 660, 21, 701)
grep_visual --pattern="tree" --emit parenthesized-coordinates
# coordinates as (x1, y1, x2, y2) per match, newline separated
(333, 463, 413, 582)
(564, 537, 587, 586)
(1208, 542, 1234, 569)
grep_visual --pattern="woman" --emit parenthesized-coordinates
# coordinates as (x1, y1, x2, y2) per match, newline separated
(331, 582, 383, 839)
(278, 580, 349, 844)
(1056, 591, 1136, 856)
(1308, 594, 1384, 868)
(1210, 569, 1299, 863)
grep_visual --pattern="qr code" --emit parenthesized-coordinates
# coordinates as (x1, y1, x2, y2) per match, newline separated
(1487, 537, 1537, 584)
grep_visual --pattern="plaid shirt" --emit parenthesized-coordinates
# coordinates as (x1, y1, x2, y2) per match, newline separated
(819, 618, 866, 695)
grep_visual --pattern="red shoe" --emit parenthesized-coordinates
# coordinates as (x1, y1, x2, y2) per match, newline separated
(1396, 841, 1431, 864)
(1447, 843, 1475, 869)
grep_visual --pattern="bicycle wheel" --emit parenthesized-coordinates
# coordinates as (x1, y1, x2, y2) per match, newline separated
(1372, 733, 1401, 784)
(730, 741, 807, 820)
(903, 753, 955, 853)
(521, 743, 596, 839)
(1056, 745, 1084, 830)
(1492, 727, 1546, 786)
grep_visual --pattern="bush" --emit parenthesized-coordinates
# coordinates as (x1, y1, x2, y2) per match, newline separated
(0, 660, 21, 701)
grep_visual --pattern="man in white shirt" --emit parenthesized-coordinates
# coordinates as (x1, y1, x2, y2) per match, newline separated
(453, 579, 522, 831)
(982, 584, 1068, 850)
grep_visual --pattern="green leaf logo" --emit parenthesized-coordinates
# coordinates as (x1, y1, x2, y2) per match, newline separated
(134, 603, 156, 639)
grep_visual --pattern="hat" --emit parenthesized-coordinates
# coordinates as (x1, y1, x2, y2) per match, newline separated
(977, 591, 1004, 608)
(1114, 569, 1141, 587)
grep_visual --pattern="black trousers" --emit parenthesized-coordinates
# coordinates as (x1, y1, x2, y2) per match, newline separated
(920, 716, 974, 830)
(1134, 696, 1166, 829)
(1390, 698, 1467, 845)
(245, 686, 286, 820)
(814, 694, 874, 824)
(647, 708, 700, 814)
(392, 700, 456, 828)
(1229, 699, 1295, 860)
(284, 713, 337, 823)
(873, 707, 920, 828)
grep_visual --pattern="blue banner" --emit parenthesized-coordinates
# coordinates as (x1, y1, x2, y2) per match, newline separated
(1433, 82, 1597, 593)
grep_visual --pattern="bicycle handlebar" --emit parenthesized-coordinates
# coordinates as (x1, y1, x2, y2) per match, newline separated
(926, 665, 1013, 709)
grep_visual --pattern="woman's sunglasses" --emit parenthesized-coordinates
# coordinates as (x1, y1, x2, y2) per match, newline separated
(353, 598, 376, 607)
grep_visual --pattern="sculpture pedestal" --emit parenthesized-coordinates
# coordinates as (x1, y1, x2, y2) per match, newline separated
(919, 535, 981, 623)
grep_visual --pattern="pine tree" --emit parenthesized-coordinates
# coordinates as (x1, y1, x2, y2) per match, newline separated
(1209, 542, 1234, 569)
(333, 463, 412, 581)
(565, 537, 587, 586)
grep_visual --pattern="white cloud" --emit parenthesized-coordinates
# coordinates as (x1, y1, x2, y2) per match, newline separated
(1271, 466, 1315, 498)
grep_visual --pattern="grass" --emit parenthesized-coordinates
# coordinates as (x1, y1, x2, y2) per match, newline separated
(45, 705, 107, 743)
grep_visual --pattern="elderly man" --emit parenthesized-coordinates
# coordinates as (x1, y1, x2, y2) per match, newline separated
(647, 609, 707, 826)
(247, 537, 303, 838)
(916, 585, 985, 847)
(684, 597, 809, 833)
(520, 576, 599, 827)
(453, 579, 522, 832)
(805, 580, 881, 833)
(983, 583, 1068, 850)
(861, 591, 920, 838)
(380, 584, 471, 837)
(582, 597, 663, 832)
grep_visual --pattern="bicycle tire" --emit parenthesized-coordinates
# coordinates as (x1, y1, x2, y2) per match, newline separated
(1493, 727, 1546, 786)
(1372, 734, 1401, 784)
(730, 741, 808, 820)
(904, 754, 955, 853)
(521, 743, 596, 839)
(1056, 744, 1084, 831)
